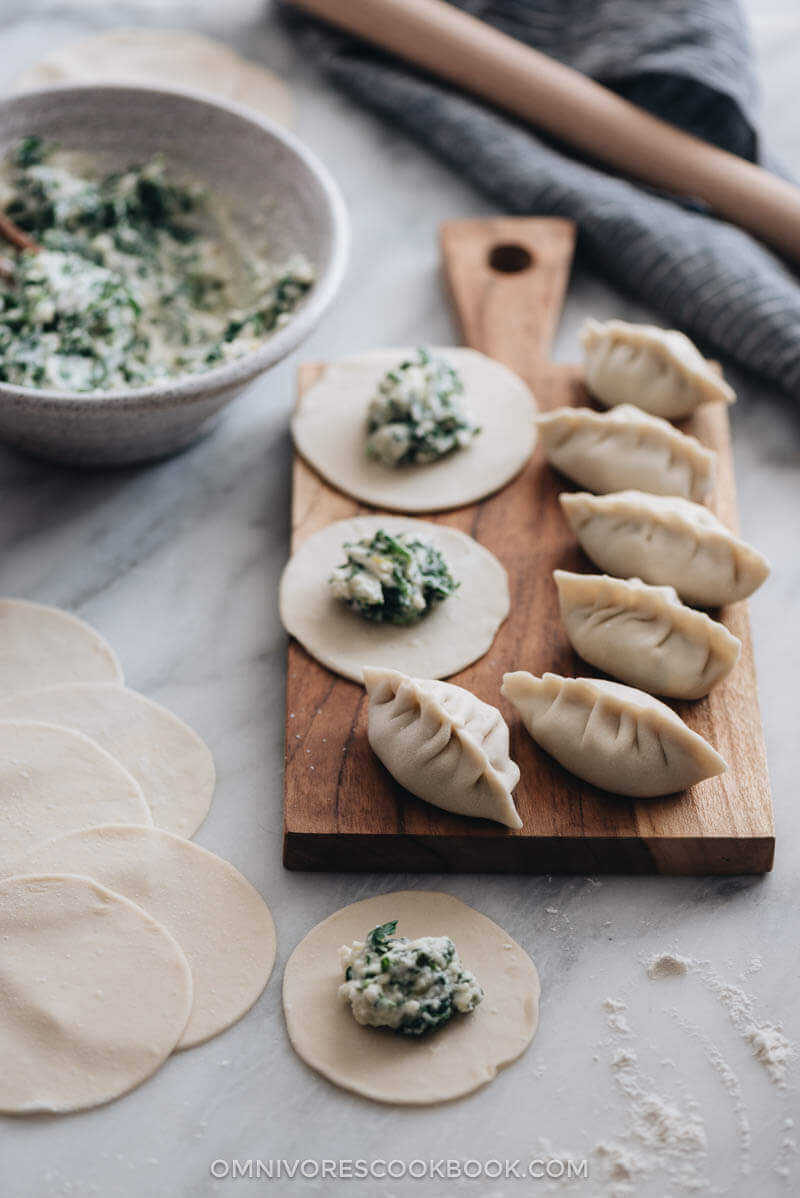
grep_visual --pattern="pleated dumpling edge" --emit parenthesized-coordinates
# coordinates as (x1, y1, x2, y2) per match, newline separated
(553, 571, 742, 700)
(363, 666, 522, 829)
(501, 670, 726, 798)
(580, 318, 735, 419)
(559, 490, 770, 607)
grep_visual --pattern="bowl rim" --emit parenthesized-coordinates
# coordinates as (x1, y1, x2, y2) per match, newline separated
(0, 81, 349, 408)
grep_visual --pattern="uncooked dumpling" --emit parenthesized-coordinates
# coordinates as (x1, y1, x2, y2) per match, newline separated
(0, 873, 192, 1113)
(9, 826, 276, 1050)
(581, 318, 735, 419)
(0, 684, 215, 838)
(536, 404, 714, 500)
(0, 721, 151, 871)
(283, 890, 540, 1105)
(364, 667, 521, 828)
(14, 29, 293, 127)
(291, 348, 536, 512)
(554, 571, 741, 700)
(279, 515, 509, 683)
(501, 671, 726, 797)
(560, 490, 770, 607)
(0, 598, 122, 695)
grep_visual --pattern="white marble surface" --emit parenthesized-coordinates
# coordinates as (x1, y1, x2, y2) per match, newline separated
(1, 4, 799, 1196)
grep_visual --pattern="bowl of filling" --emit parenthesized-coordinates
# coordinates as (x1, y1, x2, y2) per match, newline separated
(0, 84, 348, 464)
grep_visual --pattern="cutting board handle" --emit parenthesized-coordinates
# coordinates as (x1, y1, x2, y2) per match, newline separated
(440, 217, 576, 389)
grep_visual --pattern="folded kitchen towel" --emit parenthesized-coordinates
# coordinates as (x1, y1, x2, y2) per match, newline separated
(285, 0, 800, 398)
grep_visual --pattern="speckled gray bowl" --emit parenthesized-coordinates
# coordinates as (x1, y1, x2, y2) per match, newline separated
(0, 85, 348, 465)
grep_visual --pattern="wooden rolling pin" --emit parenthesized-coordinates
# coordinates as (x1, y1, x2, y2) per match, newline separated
(291, 0, 800, 265)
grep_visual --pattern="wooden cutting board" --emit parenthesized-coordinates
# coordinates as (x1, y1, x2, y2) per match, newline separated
(283, 217, 774, 874)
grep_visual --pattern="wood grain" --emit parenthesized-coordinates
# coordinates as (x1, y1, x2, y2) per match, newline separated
(284, 217, 774, 874)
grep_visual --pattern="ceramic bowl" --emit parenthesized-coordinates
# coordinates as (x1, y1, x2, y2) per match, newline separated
(0, 85, 348, 465)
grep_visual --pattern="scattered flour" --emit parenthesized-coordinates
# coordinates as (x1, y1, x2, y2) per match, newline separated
(595, 999, 711, 1194)
(774, 1115, 799, 1180)
(593, 1140, 645, 1193)
(671, 1010, 752, 1176)
(646, 952, 692, 979)
(701, 975, 795, 1086)
(534, 959, 793, 1193)
(646, 952, 796, 1086)
(612, 1047, 637, 1071)
(604, 997, 632, 1037)
(631, 1092, 706, 1156)
(749, 1024, 794, 1083)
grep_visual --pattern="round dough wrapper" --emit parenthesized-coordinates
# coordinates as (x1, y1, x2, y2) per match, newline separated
(0, 598, 122, 695)
(283, 890, 540, 1105)
(0, 873, 192, 1114)
(279, 516, 510, 683)
(292, 348, 537, 512)
(0, 684, 215, 839)
(0, 721, 151, 872)
(10, 825, 276, 1050)
(14, 29, 293, 128)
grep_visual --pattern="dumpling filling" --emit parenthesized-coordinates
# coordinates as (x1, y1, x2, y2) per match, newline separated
(329, 529, 458, 624)
(0, 135, 313, 391)
(339, 920, 483, 1036)
(365, 347, 480, 466)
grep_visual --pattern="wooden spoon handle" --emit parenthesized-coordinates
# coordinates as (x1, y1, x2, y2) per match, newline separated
(293, 0, 800, 265)
(0, 212, 40, 255)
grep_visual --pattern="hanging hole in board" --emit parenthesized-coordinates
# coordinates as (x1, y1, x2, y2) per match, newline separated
(488, 243, 533, 273)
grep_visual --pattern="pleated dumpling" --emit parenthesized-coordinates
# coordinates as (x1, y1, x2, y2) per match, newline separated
(581, 319, 735, 419)
(501, 671, 726, 797)
(554, 571, 741, 699)
(363, 666, 522, 829)
(536, 405, 714, 501)
(560, 490, 770, 607)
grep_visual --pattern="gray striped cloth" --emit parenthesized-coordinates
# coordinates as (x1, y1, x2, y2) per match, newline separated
(285, 0, 800, 397)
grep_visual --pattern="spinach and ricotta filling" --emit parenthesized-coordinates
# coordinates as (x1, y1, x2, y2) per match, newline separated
(328, 529, 458, 624)
(0, 135, 313, 392)
(339, 920, 483, 1036)
(365, 347, 479, 466)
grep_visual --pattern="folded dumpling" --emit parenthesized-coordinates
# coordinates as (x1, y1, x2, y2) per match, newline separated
(536, 405, 714, 501)
(501, 671, 726, 797)
(364, 666, 522, 828)
(581, 319, 735, 419)
(554, 571, 741, 699)
(560, 490, 770, 607)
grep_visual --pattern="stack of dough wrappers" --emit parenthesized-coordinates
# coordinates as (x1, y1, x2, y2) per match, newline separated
(0, 598, 276, 1115)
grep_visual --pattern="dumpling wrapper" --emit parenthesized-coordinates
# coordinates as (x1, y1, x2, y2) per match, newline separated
(554, 571, 741, 700)
(14, 29, 293, 127)
(0, 684, 215, 839)
(0, 598, 122, 695)
(502, 671, 726, 797)
(0, 721, 151, 871)
(560, 490, 770, 607)
(291, 348, 536, 513)
(283, 890, 539, 1105)
(8, 826, 276, 1050)
(581, 318, 735, 419)
(0, 874, 192, 1114)
(279, 515, 509, 683)
(536, 404, 714, 501)
(364, 667, 521, 828)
